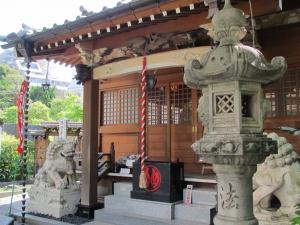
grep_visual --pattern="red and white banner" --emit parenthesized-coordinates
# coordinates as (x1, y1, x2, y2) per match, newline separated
(16, 80, 27, 156)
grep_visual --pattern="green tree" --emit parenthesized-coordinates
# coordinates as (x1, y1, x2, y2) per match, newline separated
(0, 132, 35, 181)
(50, 94, 83, 122)
(29, 86, 56, 107)
(28, 101, 51, 125)
(0, 64, 23, 109)
(2, 106, 17, 123)
(292, 204, 300, 225)
(0, 109, 3, 124)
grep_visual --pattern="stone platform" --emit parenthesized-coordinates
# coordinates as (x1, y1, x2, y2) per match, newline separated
(101, 182, 216, 224)
(27, 186, 80, 218)
(93, 209, 207, 225)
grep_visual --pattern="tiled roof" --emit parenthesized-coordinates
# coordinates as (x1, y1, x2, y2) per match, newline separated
(20, 0, 169, 41)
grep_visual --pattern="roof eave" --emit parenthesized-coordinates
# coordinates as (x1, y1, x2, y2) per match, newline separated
(24, 0, 172, 42)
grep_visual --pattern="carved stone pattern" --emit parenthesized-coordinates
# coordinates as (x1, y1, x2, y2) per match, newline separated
(197, 140, 239, 154)
(244, 142, 260, 152)
(220, 183, 239, 210)
(216, 94, 234, 113)
(197, 92, 209, 127)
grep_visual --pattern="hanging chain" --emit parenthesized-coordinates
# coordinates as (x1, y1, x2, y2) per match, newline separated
(21, 62, 30, 225)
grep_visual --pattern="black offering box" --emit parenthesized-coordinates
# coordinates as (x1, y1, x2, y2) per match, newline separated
(131, 161, 184, 203)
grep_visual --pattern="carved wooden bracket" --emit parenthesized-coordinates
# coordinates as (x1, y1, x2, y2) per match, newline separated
(74, 64, 92, 85)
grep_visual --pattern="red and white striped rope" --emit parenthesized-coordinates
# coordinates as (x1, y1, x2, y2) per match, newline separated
(140, 57, 147, 172)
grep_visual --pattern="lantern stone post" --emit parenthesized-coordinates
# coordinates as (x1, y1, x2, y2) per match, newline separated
(184, 0, 287, 225)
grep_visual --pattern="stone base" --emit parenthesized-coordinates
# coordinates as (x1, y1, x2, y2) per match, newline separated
(76, 203, 104, 219)
(255, 213, 290, 225)
(258, 221, 290, 225)
(28, 186, 80, 218)
(214, 215, 258, 225)
(174, 203, 215, 223)
(105, 195, 177, 220)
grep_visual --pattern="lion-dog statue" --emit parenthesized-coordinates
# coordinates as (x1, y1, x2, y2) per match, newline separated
(28, 139, 80, 218)
(34, 139, 78, 189)
(253, 132, 300, 224)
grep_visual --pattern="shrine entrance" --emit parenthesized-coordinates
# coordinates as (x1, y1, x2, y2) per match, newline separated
(99, 67, 204, 173)
(146, 69, 204, 173)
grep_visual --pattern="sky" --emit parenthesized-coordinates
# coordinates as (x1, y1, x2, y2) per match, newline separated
(0, 0, 122, 82)
(0, 0, 121, 36)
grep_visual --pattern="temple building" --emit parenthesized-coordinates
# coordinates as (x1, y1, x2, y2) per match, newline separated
(1, 0, 300, 224)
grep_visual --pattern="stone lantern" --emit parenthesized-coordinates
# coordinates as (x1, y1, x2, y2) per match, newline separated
(184, 0, 287, 225)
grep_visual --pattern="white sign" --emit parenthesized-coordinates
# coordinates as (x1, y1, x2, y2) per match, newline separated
(120, 168, 131, 174)
(125, 159, 135, 168)
(58, 119, 68, 140)
(185, 184, 193, 205)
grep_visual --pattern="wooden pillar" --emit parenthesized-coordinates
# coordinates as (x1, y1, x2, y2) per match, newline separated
(77, 64, 99, 218)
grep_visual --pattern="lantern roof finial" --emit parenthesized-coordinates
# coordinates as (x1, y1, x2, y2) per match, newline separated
(212, 0, 247, 44)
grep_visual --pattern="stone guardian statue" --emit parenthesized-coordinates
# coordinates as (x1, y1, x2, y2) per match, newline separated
(253, 133, 300, 225)
(28, 139, 81, 218)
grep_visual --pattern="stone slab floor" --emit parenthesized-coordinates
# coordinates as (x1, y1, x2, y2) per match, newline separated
(87, 209, 208, 225)
(0, 195, 209, 225)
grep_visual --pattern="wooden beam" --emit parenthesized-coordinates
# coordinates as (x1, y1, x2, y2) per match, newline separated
(255, 8, 300, 30)
(65, 55, 81, 65)
(80, 78, 99, 211)
(93, 46, 210, 80)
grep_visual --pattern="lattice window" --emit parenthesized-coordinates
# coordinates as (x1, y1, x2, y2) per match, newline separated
(263, 69, 300, 117)
(216, 94, 234, 113)
(170, 84, 192, 124)
(265, 92, 276, 117)
(147, 87, 167, 125)
(102, 88, 138, 125)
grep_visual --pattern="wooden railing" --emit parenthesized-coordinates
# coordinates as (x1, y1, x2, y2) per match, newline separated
(97, 142, 115, 181)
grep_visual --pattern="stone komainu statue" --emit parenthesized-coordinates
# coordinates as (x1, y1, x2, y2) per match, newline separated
(34, 139, 77, 189)
(28, 139, 80, 218)
(253, 132, 300, 224)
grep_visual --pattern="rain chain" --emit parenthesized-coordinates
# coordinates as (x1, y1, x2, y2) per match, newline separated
(21, 62, 30, 225)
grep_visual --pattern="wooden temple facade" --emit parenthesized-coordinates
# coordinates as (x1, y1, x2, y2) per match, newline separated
(2, 0, 300, 215)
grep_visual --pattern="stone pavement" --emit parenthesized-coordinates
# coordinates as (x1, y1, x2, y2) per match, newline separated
(0, 193, 26, 225)
(0, 194, 209, 225)
(0, 193, 26, 216)
(90, 209, 208, 225)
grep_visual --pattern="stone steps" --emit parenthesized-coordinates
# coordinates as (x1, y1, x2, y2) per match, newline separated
(183, 187, 217, 205)
(113, 182, 132, 197)
(104, 195, 176, 220)
(174, 203, 214, 223)
(106, 182, 216, 224)
(94, 208, 207, 225)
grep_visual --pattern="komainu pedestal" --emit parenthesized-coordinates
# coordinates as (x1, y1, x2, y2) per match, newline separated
(28, 139, 80, 218)
(183, 0, 287, 224)
(28, 186, 80, 218)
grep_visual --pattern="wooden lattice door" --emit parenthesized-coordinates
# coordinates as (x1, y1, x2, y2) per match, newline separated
(146, 81, 203, 173)
(170, 83, 202, 173)
(147, 85, 169, 161)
